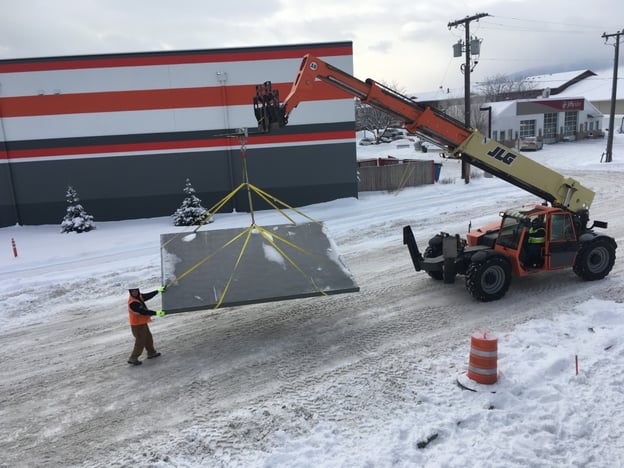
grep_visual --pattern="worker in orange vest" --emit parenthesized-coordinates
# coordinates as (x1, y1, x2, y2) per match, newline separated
(127, 286, 166, 366)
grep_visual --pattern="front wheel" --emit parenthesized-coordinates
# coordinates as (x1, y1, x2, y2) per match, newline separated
(573, 239, 616, 281)
(466, 255, 512, 302)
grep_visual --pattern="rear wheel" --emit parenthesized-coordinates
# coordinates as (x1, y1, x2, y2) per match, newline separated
(466, 255, 512, 302)
(573, 239, 616, 281)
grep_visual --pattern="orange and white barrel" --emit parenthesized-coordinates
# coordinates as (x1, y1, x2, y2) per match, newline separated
(467, 332, 498, 384)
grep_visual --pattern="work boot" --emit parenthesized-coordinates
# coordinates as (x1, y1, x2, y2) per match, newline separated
(147, 352, 161, 359)
(127, 359, 142, 366)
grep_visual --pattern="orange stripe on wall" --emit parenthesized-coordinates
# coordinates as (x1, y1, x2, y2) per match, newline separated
(0, 82, 352, 117)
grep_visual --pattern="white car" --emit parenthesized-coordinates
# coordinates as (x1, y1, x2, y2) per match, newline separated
(518, 137, 544, 151)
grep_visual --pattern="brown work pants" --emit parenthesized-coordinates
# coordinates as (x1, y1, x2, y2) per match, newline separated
(129, 324, 157, 360)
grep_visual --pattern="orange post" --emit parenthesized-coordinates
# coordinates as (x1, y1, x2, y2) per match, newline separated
(11, 238, 18, 257)
(467, 332, 498, 384)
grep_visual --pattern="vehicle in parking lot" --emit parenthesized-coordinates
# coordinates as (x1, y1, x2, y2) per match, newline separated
(518, 136, 544, 151)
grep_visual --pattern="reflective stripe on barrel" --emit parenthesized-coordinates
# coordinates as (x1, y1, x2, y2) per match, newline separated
(467, 332, 498, 385)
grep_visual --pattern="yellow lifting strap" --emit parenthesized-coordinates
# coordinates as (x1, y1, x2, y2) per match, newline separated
(161, 132, 328, 305)
(214, 224, 327, 308)
(160, 182, 246, 250)
(247, 183, 319, 225)
(167, 225, 252, 286)
(167, 222, 327, 308)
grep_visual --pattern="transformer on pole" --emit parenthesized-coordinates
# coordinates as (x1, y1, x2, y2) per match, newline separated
(448, 13, 489, 183)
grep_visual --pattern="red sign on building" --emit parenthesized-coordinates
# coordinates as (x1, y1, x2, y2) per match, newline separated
(517, 98, 585, 114)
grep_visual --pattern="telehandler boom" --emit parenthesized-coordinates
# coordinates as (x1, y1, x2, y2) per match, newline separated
(253, 54, 616, 301)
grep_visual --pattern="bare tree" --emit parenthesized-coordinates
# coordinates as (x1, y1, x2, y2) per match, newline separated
(477, 73, 537, 102)
(438, 102, 489, 136)
(355, 102, 394, 143)
(355, 80, 407, 143)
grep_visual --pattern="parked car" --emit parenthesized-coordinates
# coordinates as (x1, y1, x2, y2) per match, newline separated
(518, 136, 544, 151)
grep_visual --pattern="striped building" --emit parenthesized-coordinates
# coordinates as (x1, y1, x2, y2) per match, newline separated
(0, 41, 357, 227)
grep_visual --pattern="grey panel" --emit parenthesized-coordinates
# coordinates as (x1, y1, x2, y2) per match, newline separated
(160, 222, 359, 313)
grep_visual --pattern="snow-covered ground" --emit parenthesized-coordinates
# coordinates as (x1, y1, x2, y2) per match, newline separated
(1, 132, 623, 467)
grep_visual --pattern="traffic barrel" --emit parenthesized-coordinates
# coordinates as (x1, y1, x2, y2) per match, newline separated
(467, 332, 498, 384)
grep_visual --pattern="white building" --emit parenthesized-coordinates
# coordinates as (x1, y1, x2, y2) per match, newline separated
(484, 96, 604, 147)
(414, 66, 623, 149)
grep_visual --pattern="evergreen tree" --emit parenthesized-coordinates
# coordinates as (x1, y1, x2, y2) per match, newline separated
(61, 185, 96, 233)
(172, 178, 211, 226)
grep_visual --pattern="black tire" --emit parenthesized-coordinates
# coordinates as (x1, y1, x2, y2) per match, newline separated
(424, 246, 443, 280)
(573, 239, 616, 281)
(466, 255, 512, 302)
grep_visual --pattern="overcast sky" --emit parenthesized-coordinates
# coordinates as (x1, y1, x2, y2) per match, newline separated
(1, 0, 621, 93)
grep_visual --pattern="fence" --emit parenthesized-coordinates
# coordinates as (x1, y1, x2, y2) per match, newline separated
(358, 159, 438, 192)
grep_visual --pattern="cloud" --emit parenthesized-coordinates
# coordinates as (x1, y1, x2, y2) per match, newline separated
(0, 0, 619, 93)
(368, 41, 393, 54)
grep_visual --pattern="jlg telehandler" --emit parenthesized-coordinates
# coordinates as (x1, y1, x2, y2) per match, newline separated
(253, 54, 617, 301)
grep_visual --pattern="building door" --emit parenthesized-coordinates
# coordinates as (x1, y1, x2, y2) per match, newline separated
(563, 111, 578, 140)
(543, 112, 557, 143)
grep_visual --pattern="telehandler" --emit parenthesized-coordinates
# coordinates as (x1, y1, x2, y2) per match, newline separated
(253, 54, 616, 301)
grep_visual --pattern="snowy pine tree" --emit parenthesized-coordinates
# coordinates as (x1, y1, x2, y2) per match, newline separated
(172, 178, 211, 226)
(61, 185, 96, 233)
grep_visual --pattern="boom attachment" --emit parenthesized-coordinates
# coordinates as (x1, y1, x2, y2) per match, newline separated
(253, 82, 288, 132)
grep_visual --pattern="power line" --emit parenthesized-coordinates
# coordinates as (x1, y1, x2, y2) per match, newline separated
(489, 15, 611, 31)
(480, 16, 615, 35)
(480, 23, 590, 34)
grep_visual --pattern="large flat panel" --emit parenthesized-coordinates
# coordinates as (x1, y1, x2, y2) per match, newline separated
(160, 222, 359, 313)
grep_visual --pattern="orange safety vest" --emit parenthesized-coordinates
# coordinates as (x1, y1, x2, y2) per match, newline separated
(128, 294, 152, 326)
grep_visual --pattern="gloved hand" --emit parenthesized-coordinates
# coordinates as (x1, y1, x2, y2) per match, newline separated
(156, 310, 166, 317)
(157, 285, 166, 293)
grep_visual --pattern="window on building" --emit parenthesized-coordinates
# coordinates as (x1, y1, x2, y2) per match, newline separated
(589, 121, 594, 131)
(493, 130, 498, 140)
(519, 119, 536, 138)
(544, 112, 557, 139)
(563, 111, 578, 137)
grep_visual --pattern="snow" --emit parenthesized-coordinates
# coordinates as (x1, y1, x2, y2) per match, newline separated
(1, 133, 624, 467)
(525, 70, 593, 90)
(551, 66, 624, 101)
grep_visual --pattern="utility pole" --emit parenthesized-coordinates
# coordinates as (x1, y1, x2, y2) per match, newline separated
(602, 30, 622, 163)
(449, 12, 489, 183)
